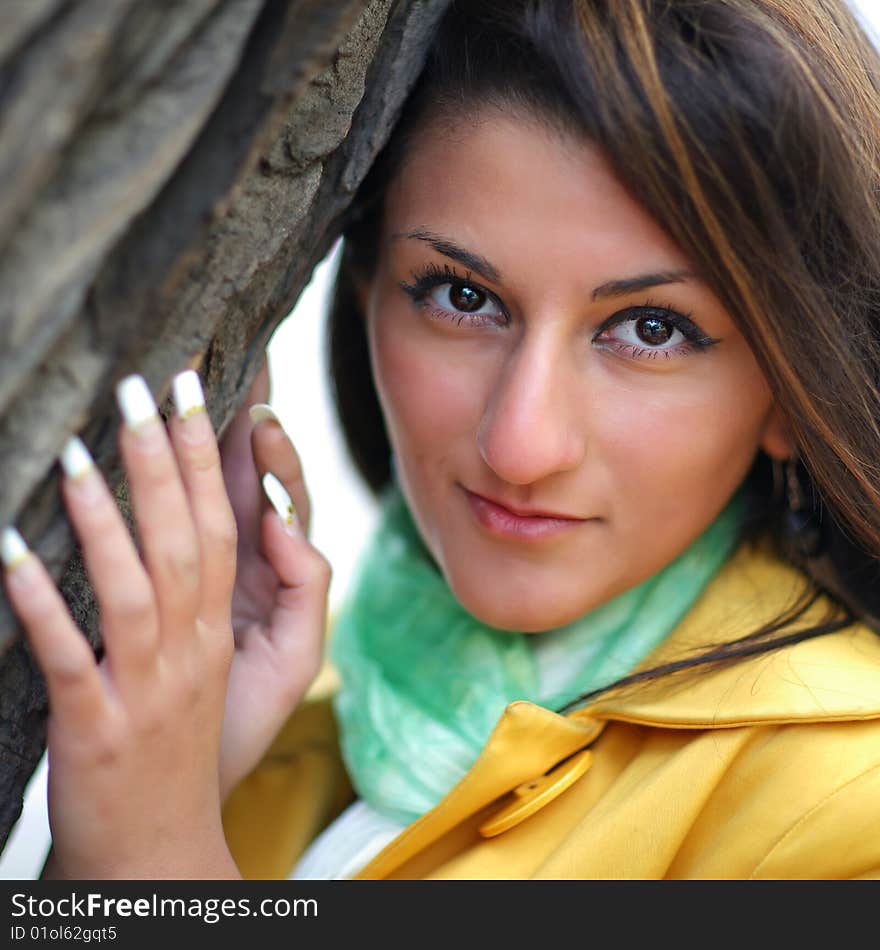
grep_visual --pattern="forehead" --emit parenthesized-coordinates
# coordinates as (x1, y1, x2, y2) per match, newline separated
(382, 107, 693, 278)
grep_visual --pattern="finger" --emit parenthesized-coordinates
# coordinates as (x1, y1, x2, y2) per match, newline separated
(245, 356, 270, 407)
(167, 369, 238, 633)
(115, 375, 202, 643)
(248, 404, 312, 538)
(259, 508, 330, 672)
(58, 436, 160, 685)
(219, 357, 270, 547)
(1, 529, 104, 724)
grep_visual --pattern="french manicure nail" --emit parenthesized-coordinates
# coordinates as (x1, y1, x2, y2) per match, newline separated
(59, 436, 95, 480)
(172, 369, 206, 420)
(249, 403, 281, 427)
(262, 472, 297, 533)
(1, 527, 31, 571)
(116, 375, 159, 431)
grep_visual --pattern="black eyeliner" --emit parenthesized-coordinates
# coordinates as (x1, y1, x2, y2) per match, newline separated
(401, 265, 719, 353)
(592, 301, 721, 350)
(400, 262, 507, 316)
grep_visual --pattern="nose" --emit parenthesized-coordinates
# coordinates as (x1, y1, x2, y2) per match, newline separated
(476, 335, 587, 485)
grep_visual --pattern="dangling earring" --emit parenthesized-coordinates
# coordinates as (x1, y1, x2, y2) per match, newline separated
(779, 454, 823, 558)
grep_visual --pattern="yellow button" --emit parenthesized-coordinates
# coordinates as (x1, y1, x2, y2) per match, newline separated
(478, 748, 594, 838)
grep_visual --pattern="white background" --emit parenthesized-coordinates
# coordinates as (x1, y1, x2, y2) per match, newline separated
(3, 0, 880, 878)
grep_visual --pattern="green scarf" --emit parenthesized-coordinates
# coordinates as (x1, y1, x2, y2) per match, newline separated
(331, 483, 746, 824)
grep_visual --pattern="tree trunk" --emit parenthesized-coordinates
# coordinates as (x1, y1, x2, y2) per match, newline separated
(0, 0, 451, 858)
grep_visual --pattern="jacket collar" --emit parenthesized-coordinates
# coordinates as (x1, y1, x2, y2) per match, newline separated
(583, 538, 880, 727)
(354, 540, 880, 879)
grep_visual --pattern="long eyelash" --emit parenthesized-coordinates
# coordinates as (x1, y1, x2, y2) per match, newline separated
(640, 297, 691, 320)
(399, 271, 718, 353)
(400, 263, 507, 325)
(400, 262, 477, 300)
(601, 297, 720, 350)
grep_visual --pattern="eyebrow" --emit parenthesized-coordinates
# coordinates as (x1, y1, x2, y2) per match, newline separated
(393, 228, 696, 299)
(590, 270, 695, 300)
(393, 229, 502, 283)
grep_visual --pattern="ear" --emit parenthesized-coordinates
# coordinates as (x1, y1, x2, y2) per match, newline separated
(759, 403, 796, 461)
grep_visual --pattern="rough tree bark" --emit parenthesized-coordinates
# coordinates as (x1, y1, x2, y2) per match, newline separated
(0, 0, 451, 858)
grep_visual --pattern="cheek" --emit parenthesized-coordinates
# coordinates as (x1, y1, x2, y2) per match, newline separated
(369, 309, 484, 463)
(595, 360, 772, 518)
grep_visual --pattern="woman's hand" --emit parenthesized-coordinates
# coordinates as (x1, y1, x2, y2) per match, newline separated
(216, 356, 331, 801)
(1, 371, 246, 878)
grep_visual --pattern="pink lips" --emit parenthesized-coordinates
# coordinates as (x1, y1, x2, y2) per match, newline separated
(463, 488, 590, 541)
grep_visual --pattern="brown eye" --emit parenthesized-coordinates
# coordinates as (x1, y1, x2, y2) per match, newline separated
(636, 315, 673, 345)
(449, 283, 485, 312)
(400, 269, 506, 327)
(592, 304, 719, 362)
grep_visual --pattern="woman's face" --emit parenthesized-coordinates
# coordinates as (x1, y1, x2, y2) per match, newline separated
(360, 109, 792, 631)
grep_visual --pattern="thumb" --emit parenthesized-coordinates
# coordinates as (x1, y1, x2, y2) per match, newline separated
(259, 504, 332, 664)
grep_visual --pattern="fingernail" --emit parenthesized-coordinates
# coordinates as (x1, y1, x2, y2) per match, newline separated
(115, 375, 160, 433)
(249, 404, 281, 428)
(59, 436, 102, 503)
(1, 527, 33, 572)
(58, 436, 101, 502)
(172, 369, 213, 444)
(59, 436, 95, 480)
(262, 472, 297, 534)
(172, 369, 206, 419)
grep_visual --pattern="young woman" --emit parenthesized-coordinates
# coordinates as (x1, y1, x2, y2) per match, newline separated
(4, 0, 880, 879)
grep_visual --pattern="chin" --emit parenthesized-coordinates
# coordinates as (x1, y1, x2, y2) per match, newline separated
(448, 575, 590, 633)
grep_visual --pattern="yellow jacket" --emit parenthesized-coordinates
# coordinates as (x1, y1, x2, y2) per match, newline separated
(222, 539, 880, 879)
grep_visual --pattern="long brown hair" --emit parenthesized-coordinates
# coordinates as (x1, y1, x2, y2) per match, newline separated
(327, 0, 880, 699)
